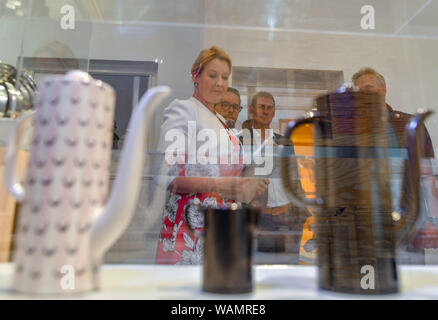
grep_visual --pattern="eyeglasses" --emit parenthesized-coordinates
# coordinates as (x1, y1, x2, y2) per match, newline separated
(217, 101, 242, 112)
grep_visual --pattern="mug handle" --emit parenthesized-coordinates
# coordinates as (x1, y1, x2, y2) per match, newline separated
(4, 110, 35, 201)
(281, 116, 324, 209)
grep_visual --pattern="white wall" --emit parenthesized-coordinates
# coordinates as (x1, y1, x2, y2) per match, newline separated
(88, 23, 204, 102)
(0, 19, 25, 66)
(202, 28, 438, 150)
(91, 23, 438, 149)
(204, 28, 437, 111)
(2, 19, 437, 150)
(0, 18, 93, 65)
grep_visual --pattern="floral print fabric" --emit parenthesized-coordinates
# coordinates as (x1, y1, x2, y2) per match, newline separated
(155, 162, 242, 265)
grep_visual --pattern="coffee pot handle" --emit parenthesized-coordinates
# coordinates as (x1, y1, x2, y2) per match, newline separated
(4, 110, 35, 201)
(393, 110, 434, 243)
(281, 116, 324, 209)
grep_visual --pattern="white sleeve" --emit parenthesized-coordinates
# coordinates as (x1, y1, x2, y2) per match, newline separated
(161, 99, 197, 139)
(153, 99, 197, 189)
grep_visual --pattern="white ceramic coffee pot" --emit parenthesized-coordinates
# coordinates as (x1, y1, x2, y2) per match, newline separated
(4, 70, 170, 294)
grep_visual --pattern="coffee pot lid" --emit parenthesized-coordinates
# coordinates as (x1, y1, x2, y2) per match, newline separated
(335, 82, 360, 94)
(317, 82, 381, 101)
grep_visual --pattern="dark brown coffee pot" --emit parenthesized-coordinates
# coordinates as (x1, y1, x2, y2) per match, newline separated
(281, 87, 432, 294)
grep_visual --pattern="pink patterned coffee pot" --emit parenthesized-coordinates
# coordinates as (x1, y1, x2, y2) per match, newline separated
(4, 70, 170, 294)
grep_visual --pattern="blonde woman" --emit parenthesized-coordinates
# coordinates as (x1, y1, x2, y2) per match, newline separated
(155, 46, 269, 264)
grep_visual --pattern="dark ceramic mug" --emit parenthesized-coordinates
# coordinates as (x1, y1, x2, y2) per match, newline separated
(202, 206, 259, 294)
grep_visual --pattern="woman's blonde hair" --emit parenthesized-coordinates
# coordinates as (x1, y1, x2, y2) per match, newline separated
(191, 46, 232, 78)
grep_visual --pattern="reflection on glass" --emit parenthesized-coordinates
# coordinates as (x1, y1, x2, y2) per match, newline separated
(0, 1, 437, 274)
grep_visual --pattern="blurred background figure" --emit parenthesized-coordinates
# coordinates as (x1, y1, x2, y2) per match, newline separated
(214, 87, 242, 130)
(352, 67, 434, 157)
(240, 91, 310, 261)
(353, 67, 438, 262)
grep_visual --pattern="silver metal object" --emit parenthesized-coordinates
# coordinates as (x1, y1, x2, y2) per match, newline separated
(0, 62, 37, 117)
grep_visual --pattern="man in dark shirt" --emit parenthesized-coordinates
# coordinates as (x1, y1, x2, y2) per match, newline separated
(352, 67, 434, 157)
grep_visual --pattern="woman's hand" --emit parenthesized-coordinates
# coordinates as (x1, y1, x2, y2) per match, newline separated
(169, 176, 270, 203)
(215, 177, 270, 203)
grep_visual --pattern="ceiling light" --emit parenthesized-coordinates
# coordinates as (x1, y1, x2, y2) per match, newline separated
(5, 2, 16, 10)
(267, 16, 276, 29)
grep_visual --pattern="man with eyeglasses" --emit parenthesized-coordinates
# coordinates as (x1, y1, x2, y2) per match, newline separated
(242, 91, 310, 259)
(214, 87, 243, 130)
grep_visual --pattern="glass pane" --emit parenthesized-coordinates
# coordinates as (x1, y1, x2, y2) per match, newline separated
(1, 1, 438, 295)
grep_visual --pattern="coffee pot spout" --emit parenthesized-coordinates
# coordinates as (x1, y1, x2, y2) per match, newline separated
(90, 86, 171, 260)
(394, 109, 433, 240)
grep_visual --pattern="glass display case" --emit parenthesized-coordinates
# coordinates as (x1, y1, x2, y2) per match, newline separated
(0, 0, 438, 299)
